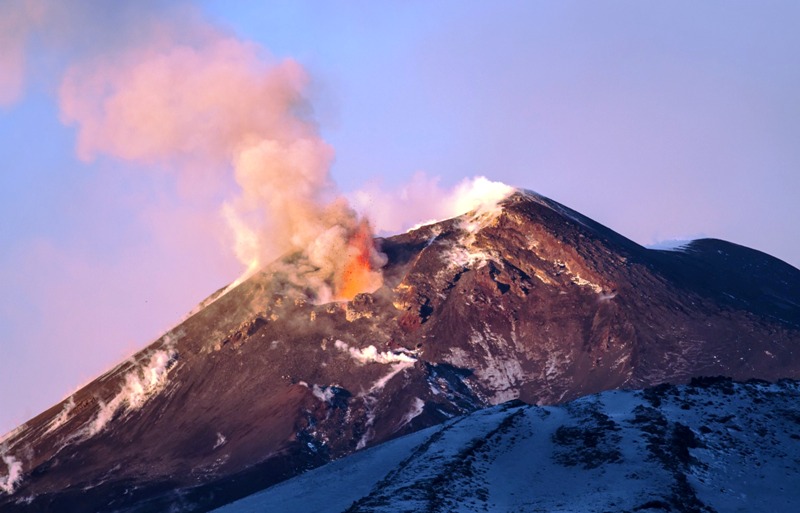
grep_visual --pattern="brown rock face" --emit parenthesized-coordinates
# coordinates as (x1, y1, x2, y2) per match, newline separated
(384, 193, 800, 403)
(2, 190, 799, 512)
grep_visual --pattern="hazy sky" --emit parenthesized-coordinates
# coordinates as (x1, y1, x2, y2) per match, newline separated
(2, 1, 799, 434)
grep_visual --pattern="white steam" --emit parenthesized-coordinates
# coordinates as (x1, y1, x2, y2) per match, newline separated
(398, 397, 426, 429)
(85, 348, 175, 437)
(3, 0, 383, 300)
(44, 395, 76, 435)
(57, 27, 368, 284)
(0, 455, 23, 495)
(332, 340, 417, 400)
(333, 340, 416, 365)
(0, 1, 518, 305)
(369, 362, 416, 394)
(351, 174, 516, 234)
(213, 432, 227, 450)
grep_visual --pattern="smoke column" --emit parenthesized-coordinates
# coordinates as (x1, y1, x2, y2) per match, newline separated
(2, 0, 511, 305)
(50, 7, 384, 300)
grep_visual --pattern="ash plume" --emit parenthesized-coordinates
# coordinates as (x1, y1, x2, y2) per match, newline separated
(2, 0, 385, 301)
(1, 0, 514, 304)
(58, 16, 387, 300)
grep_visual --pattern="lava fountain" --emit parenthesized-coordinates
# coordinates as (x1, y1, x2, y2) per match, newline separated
(335, 219, 383, 301)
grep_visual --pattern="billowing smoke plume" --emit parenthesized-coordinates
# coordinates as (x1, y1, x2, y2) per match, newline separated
(57, 30, 350, 267)
(2, 0, 512, 304)
(5, 1, 384, 301)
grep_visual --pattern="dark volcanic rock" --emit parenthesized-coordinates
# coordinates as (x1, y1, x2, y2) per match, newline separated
(1, 190, 799, 512)
(218, 379, 800, 513)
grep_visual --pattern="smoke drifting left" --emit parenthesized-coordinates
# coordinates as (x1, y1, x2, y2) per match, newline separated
(2, 1, 513, 307)
(0, 0, 517, 434)
(3, 0, 385, 301)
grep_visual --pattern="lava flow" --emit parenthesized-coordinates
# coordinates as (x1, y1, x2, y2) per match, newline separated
(335, 219, 380, 301)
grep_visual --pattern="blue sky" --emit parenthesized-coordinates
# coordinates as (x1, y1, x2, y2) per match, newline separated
(1, 1, 799, 433)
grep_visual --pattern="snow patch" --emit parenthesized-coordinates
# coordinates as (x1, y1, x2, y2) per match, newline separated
(354, 365, 418, 449)
(545, 350, 569, 379)
(440, 217, 498, 270)
(446, 328, 524, 404)
(648, 239, 695, 252)
(357, 405, 377, 450)
(354, 356, 419, 450)
(312, 385, 336, 403)
(212, 426, 437, 513)
(210, 381, 800, 513)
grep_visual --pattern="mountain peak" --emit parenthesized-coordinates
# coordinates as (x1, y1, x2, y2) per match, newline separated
(2, 191, 799, 512)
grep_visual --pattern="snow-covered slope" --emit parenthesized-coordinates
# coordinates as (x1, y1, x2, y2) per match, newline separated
(214, 378, 800, 513)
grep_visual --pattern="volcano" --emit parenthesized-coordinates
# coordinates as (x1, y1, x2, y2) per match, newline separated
(2, 190, 799, 512)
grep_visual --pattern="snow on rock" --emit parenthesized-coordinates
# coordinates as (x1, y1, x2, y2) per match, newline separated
(648, 239, 695, 252)
(210, 379, 800, 513)
(436, 184, 515, 271)
(311, 384, 336, 403)
(441, 212, 501, 271)
(213, 427, 437, 513)
(446, 328, 525, 404)
(356, 360, 418, 450)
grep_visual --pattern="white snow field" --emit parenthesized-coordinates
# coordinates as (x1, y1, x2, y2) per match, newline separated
(213, 379, 800, 513)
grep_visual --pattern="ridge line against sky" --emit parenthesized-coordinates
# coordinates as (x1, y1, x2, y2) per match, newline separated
(1, 0, 799, 433)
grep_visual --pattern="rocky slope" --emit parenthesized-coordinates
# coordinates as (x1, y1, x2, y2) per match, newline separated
(1, 190, 799, 512)
(214, 378, 800, 513)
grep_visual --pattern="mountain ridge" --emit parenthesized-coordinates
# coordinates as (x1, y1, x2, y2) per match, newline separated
(213, 377, 800, 513)
(1, 189, 799, 512)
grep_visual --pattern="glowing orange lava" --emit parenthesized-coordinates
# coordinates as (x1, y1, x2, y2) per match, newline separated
(336, 220, 376, 301)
